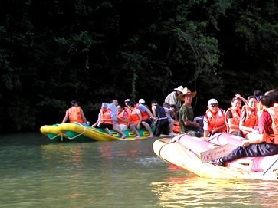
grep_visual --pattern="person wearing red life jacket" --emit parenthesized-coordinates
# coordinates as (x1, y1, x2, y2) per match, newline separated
(117, 104, 129, 131)
(61, 100, 87, 124)
(203, 98, 226, 138)
(126, 101, 142, 139)
(239, 96, 258, 137)
(225, 96, 243, 137)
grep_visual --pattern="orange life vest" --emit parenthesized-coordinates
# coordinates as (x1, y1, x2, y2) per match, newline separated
(100, 109, 112, 124)
(117, 110, 129, 125)
(136, 103, 150, 120)
(128, 108, 141, 124)
(241, 105, 258, 128)
(68, 107, 84, 123)
(225, 107, 241, 134)
(204, 109, 226, 133)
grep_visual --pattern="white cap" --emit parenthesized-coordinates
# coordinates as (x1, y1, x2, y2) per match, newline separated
(124, 99, 130, 102)
(139, 99, 146, 104)
(208, 98, 218, 106)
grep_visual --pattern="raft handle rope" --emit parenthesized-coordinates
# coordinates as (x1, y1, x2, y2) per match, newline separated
(262, 156, 278, 176)
(67, 124, 87, 140)
(49, 134, 63, 141)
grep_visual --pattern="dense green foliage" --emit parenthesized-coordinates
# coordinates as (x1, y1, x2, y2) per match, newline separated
(1, 0, 278, 132)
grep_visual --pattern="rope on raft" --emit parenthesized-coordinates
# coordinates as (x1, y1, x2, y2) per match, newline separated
(67, 123, 87, 140)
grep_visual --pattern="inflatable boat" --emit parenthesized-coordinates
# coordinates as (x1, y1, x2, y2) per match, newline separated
(40, 122, 157, 142)
(153, 133, 278, 180)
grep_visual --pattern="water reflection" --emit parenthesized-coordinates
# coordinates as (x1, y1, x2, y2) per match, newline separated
(152, 173, 278, 207)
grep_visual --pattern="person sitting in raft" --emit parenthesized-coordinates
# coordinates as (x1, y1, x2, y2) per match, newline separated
(126, 101, 142, 139)
(239, 95, 258, 137)
(211, 94, 278, 166)
(177, 87, 201, 136)
(117, 104, 129, 131)
(225, 96, 243, 137)
(253, 90, 264, 118)
(61, 100, 87, 124)
(108, 99, 127, 138)
(95, 103, 114, 136)
(203, 98, 226, 138)
(151, 100, 169, 137)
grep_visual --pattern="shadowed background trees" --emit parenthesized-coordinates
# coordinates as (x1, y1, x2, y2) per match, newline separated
(1, 0, 278, 132)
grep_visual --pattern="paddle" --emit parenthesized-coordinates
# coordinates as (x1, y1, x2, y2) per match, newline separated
(262, 156, 278, 176)
(200, 143, 238, 163)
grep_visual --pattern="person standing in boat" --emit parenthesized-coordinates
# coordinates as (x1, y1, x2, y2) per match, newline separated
(203, 98, 226, 138)
(177, 87, 201, 136)
(151, 100, 169, 137)
(164, 85, 184, 112)
(61, 100, 87, 124)
(211, 94, 278, 166)
(136, 99, 154, 137)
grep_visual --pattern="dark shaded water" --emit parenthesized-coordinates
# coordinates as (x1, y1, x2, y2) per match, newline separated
(0, 133, 277, 208)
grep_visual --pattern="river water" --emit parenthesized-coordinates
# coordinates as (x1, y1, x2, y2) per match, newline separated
(0, 133, 277, 208)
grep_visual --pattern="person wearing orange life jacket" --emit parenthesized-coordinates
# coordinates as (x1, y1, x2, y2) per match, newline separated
(96, 103, 113, 135)
(211, 94, 278, 166)
(225, 96, 243, 137)
(117, 104, 129, 131)
(136, 99, 154, 137)
(126, 101, 142, 139)
(61, 100, 87, 124)
(203, 98, 226, 138)
(239, 95, 258, 137)
(107, 99, 127, 139)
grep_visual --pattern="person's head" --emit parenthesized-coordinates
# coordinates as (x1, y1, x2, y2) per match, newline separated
(139, 99, 146, 104)
(71, 100, 79, 107)
(151, 99, 158, 107)
(254, 90, 263, 101)
(117, 104, 124, 112)
(265, 89, 278, 103)
(207, 98, 218, 113)
(124, 99, 130, 106)
(178, 87, 197, 105)
(163, 102, 170, 108)
(173, 86, 184, 96)
(101, 103, 108, 110)
(126, 101, 135, 108)
(230, 97, 241, 109)
(111, 100, 118, 106)
(247, 95, 257, 109)
(261, 95, 274, 108)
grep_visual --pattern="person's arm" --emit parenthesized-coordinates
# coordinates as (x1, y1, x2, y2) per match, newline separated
(61, 110, 69, 123)
(235, 94, 248, 105)
(180, 106, 199, 128)
(152, 106, 157, 118)
(212, 123, 226, 134)
(81, 109, 87, 123)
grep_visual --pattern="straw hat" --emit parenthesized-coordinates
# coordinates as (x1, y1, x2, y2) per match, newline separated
(173, 86, 184, 92)
(178, 87, 197, 100)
